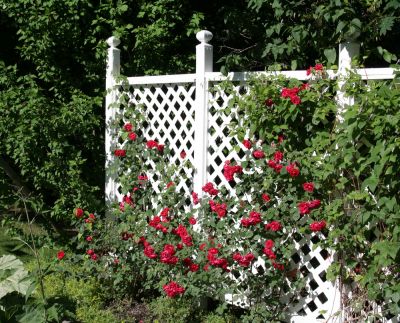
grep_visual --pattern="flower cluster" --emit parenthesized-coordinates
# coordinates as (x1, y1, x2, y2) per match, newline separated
(146, 140, 164, 152)
(241, 210, 262, 227)
(160, 244, 179, 265)
(281, 87, 301, 105)
(263, 239, 276, 260)
(297, 199, 321, 215)
(114, 149, 126, 157)
(209, 200, 227, 218)
(265, 220, 282, 232)
(306, 63, 324, 76)
(286, 163, 300, 177)
(310, 220, 326, 232)
(163, 281, 185, 298)
(233, 252, 255, 267)
(202, 182, 219, 195)
(223, 160, 243, 181)
(267, 150, 284, 173)
(172, 224, 193, 246)
(207, 247, 229, 271)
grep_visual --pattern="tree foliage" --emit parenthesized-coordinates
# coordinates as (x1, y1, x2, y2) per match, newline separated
(0, 0, 399, 222)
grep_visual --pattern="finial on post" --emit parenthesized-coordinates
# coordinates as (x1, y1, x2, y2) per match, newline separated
(196, 30, 213, 44)
(106, 36, 121, 49)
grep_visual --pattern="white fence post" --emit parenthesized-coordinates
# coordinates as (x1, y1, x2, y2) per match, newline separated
(193, 30, 213, 196)
(105, 36, 121, 205)
(336, 39, 360, 122)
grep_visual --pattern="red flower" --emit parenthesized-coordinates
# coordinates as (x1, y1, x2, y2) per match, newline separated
(128, 132, 137, 141)
(265, 239, 274, 249)
(308, 199, 321, 208)
(180, 150, 186, 159)
(306, 66, 313, 76)
(223, 160, 243, 181)
(202, 182, 219, 195)
(146, 140, 158, 149)
(75, 208, 84, 218)
(57, 250, 65, 260)
(265, 98, 274, 107)
(297, 201, 310, 215)
(89, 213, 95, 220)
(176, 243, 183, 250)
(160, 244, 179, 265)
(286, 163, 300, 177)
(262, 193, 270, 202)
(209, 200, 227, 218)
(123, 123, 133, 132)
(232, 252, 255, 267)
(310, 220, 326, 232)
(114, 149, 126, 157)
(91, 253, 98, 261)
(303, 182, 314, 192)
(163, 281, 185, 298)
(274, 151, 284, 162)
(199, 243, 206, 251)
(86, 236, 93, 242)
(191, 192, 199, 205)
(273, 262, 284, 271)
(314, 63, 324, 71)
(166, 181, 174, 189)
(241, 211, 261, 227)
(189, 263, 200, 272)
(242, 139, 252, 149)
(253, 150, 265, 159)
(86, 249, 94, 256)
(157, 144, 164, 152)
(138, 175, 148, 181)
(265, 221, 282, 232)
(290, 95, 301, 105)
(189, 217, 197, 225)
(144, 245, 157, 259)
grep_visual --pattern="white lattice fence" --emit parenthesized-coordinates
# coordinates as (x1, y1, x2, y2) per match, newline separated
(105, 31, 397, 322)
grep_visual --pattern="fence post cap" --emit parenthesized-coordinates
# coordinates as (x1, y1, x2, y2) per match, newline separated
(196, 30, 213, 44)
(106, 36, 121, 48)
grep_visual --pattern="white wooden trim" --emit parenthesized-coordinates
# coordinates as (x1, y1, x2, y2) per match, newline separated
(355, 67, 395, 80)
(125, 74, 196, 85)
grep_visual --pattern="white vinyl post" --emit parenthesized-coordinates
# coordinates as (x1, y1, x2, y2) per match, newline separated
(336, 40, 360, 122)
(193, 30, 213, 197)
(105, 36, 121, 205)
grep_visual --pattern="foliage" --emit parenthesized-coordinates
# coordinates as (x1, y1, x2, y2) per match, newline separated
(0, 0, 399, 223)
(224, 68, 400, 319)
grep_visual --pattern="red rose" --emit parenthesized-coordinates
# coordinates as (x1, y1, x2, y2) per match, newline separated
(199, 243, 206, 251)
(91, 253, 98, 261)
(191, 192, 199, 205)
(86, 236, 93, 242)
(265, 221, 282, 232)
(123, 123, 133, 132)
(262, 193, 270, 202)
(303, 182, 314, 192)
(157, 144, 164, 152)
(180, 150, 186, 159)
(189, 217, 197, 225)
(114, 149, 126, 157)
(176, 243, 183, 250)
(128, 132, 137, 141)
(166, 181, 174, 189)
(265, 98, 274, 107)
(189, 263, 200, 272)
(273, 262, 284, 271)
(298, 201, 310, 215)
(242, 139, 252, 149)
(310, 220, 326, 232)
(306, 66, 313, 76)
(265, 239, 274, 249)
(290, 95, 301, 105)
(57, 250, 65, 260)
(273, 151, 284, 162)
(314, 63, 324, 71)
(253, 150, 265, 159)
(86, 249, 94, 255)
(75, 208, 84, 218)
(163, 281, 185, 298)
(202, 182, 219, 196)
(146, 140, 158, 149)
(286, 163, 300, 177)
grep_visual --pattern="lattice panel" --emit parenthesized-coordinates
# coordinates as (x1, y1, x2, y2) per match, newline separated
(207, 82, 249, 192)
(126, 83, 196, 197)
(207, 81, 340, 321)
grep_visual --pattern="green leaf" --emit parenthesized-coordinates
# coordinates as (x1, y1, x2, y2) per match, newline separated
(0, 255, 34, 299)
(324, 48, 337, 65)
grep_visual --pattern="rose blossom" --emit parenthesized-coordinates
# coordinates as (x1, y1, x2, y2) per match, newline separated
(242, 139, 252, 149)
(180, 150, 186, 159)
(57, 250, 65, 260)
(265, 98, 274, 107)
(123, 123, 133, 132)
(189, 217, 197, 225)
(310, 220, 326, 232)
(75, 208, 84, 218)
(114, 149, 126, 157)
(274, 151, 284, 162)
(163, 281, 185, 298)
(265, 221, 282, 232)
(286, 163, 300, 177)
(262, 193, 270, 202)
(303, 182, 314, 192)
(191, 192, 199, 205)
(128, 132, 137, 141)
(253, 150, 265, 159)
